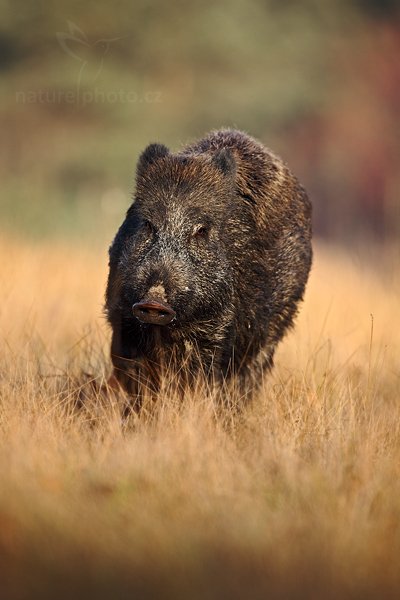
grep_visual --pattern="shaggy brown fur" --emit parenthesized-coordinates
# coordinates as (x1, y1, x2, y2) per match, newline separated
(105, 129, 312, 409)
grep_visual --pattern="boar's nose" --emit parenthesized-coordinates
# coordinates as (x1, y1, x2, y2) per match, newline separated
(132, 300, 176, 326)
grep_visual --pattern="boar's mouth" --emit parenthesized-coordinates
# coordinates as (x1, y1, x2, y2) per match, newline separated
(132, 300, 176, 326)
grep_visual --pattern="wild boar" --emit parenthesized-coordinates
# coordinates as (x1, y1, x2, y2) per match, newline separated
(105, 129, 312, 408)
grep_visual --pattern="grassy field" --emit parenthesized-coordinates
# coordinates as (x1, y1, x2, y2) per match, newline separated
(0, 235, 399, 599)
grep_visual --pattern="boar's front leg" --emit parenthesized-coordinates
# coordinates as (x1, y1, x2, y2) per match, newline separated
(109, 325, 143, 414)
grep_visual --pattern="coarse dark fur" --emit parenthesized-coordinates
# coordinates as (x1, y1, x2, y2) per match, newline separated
(105, 129, 312, 408)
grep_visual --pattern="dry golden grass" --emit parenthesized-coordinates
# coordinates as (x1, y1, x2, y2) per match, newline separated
(0, 234, 399, 599)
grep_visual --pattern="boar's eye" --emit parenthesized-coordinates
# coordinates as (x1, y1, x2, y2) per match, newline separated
(192, 224, 209, 240)
(142, 219, 156, 236)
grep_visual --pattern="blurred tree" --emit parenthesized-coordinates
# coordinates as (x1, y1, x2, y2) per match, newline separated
(0, 0, 398, 242)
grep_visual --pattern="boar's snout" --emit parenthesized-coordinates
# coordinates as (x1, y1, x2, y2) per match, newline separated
(132, 300, 176, 326)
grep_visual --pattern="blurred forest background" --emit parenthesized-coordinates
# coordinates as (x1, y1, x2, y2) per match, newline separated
(0, 0, 399, 245)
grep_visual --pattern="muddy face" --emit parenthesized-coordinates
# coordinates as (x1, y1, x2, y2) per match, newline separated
(106, 152, 237, 333)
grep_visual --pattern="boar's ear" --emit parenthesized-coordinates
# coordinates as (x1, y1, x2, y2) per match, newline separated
(211, 148, 236, 178)
(137, 143, 170, 176)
